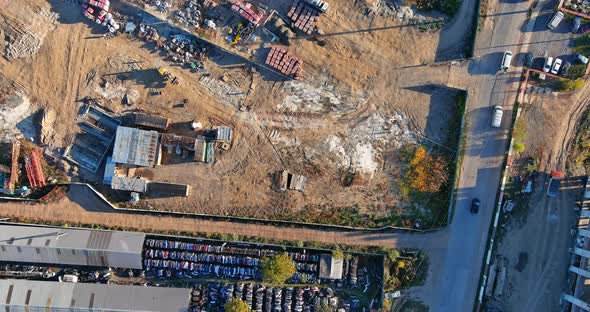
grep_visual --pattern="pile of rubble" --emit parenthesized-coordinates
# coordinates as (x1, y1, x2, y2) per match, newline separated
(265, 47, 303, 79)
(287, 0, 329, 34)
(5, 33, 41, 59)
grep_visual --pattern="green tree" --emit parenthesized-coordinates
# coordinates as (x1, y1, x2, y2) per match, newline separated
(224, 299, 251, 312)
(261, 253, 296, 284)
(513, 142, 525, 153)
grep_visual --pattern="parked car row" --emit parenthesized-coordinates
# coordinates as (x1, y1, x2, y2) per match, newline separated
(144, 239, 320, 263)
(146, 260, 260, 279)
(144, 249, 263, 267)
(189, 283, 344, 312)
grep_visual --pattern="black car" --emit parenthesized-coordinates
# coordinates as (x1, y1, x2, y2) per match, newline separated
(561, 61, 571, 76)
(525, 51, 534, 68)
(471, 198, 481, 214)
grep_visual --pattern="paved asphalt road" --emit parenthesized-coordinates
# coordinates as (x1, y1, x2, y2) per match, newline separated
(425, 0, 539, 310)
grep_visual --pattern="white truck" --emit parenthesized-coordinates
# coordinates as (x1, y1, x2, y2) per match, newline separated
(304, 0, 330, 13)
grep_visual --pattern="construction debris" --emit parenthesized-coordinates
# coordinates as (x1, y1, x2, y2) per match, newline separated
(5, 33, 41, 59)
(132, 113, 171, 131)
(111, 176, 149, 192)
(265, 47, 303, 79)
(275, 169, 307, 192)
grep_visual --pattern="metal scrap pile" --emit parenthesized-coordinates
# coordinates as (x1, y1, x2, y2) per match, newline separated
(162, 35, 208, 71)
(265, 47, 303, 79)
(287, 0, 329, 34)
(138, 24, 160, 42)
(175, 1, 203, 29)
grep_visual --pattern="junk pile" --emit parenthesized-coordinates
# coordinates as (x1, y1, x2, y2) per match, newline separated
(82, 0, 120, 33)
(265, 47, 303, 79)
(287, 0, 330, 34)
(175, 0, 206, 29)
(164, 35, 208, 69)
(138, 24, 160, 42)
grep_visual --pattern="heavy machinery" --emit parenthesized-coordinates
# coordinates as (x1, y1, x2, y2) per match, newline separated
(156, 67, 179, 85)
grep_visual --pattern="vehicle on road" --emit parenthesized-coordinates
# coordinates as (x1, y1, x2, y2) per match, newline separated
(547, 170, 564, 197)
(572, 17, 581, 33)
(551, 58, 562, 75)
(548, 11, 564, 29)
(471, 198, 481, 214)
(561, 61, 571, 75)
(491, 106, 503, 128)
(576, 53, 589, 64)
(525, 51, 534, 67)
(501, 51, 513, 71)
(543, 57, 554, 72)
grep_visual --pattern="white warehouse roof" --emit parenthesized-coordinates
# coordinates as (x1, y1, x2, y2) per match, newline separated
(0, 224, 145, 269)
(0, 279, 190, 312)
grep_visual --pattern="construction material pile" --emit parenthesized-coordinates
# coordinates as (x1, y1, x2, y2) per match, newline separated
(265, 47, 303, 79)
(230, 1, 265, 27)
(287, 0, 329, 34)
(82, 0, 120, 32)
(5, 33, 41, 60)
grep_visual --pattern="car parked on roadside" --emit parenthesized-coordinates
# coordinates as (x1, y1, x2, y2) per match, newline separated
(561, 61, 571, 76)
(572, 17, 582, 33)
(548, 11, 564, 29)
(551, 58, 562, 75)
(501, 51, 513, 71)
(576, 53, 589, 64)
(525, 51, 534, 67)
(543, 57, 554, 72)
(471, 198, 481, 214)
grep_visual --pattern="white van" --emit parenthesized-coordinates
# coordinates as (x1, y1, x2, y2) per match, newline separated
(491, 106, 503, 128)
(548, 11, 564, 30)
(501, 51, 513, 71)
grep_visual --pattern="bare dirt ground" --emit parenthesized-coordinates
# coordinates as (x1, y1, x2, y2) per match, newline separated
(0, 0, 468, 226)
(484, 85, 590, 311)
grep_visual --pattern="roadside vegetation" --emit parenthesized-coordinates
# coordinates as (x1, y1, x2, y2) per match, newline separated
(568, 109, 590, 174)
(383, 249, 428, 291)
(261, 254, 296, 284)
(512, 119, 528, 153)
(557, 78, 585, 91)
(403, 0, 461, 15)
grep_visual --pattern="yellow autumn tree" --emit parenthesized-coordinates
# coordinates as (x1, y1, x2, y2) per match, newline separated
(406, 146, 448, 193)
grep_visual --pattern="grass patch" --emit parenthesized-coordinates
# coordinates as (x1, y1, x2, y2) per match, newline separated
(574, 35, 590, 57)
(567, 108, 590, 173)
(564, 64, 587, 80)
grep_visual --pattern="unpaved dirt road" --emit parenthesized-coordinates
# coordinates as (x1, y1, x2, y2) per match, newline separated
(489, 176, 580, 312)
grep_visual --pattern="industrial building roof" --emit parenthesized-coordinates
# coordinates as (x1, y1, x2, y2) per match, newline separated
(147, 182, 191, 197)
(112, 126, 161, 167)
(0, 279, 190, 312)
(0, 224, 145, 269)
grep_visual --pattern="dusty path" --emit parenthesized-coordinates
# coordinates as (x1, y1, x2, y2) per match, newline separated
(0, 195, 448, 250)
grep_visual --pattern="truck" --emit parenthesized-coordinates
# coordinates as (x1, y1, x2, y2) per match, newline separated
(546, 170, 564, 197)
(303, 0, 330, 13)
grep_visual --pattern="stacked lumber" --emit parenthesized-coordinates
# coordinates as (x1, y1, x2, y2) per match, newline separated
(287, 0, 320, 34)
(265, 47, 303, 79)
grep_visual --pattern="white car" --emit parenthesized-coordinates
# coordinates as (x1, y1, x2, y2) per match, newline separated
(551, 58, 562, 75)
(543, 57, 554, 73)
(501, 51, 513, 71)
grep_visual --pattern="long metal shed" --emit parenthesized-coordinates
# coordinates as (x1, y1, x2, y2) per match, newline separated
(0, 279, 190, 312)
(0, 224, 145, 269)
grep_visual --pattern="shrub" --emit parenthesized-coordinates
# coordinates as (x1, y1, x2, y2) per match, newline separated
(558, 78, 585, 91)
(224, 299, 251, 312)
(513, 142, 525, 153)
(261, 254, 296, 284)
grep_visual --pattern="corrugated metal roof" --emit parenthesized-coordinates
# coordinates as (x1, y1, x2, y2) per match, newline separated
(0, 279, 190, 312)
(103, 157, 117, 185)
(0, 225, 145, 269)
(112, 127, 160, 167)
